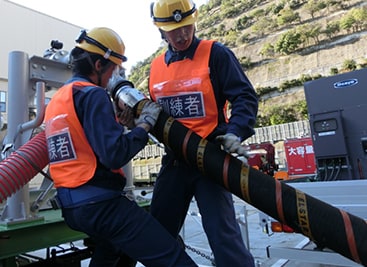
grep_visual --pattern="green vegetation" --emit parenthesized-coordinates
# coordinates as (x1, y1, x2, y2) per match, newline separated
(256, 100, 308, 127)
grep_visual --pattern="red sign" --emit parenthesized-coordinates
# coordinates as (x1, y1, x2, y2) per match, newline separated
(284, 137, 316, 175)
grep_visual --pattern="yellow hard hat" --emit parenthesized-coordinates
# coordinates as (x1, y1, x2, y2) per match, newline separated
(151, 0, 198, 32)
(75, 27, 127, 65)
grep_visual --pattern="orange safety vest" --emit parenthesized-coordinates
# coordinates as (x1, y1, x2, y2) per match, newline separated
(44, 81, 98, 188)
(149, 40, 221, 139)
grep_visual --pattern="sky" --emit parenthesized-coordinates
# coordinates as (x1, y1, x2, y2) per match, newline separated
(11, 0, 208, 74)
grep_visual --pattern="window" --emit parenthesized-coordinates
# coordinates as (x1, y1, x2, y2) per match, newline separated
(33, 96, 51, 105)
(0, 91, 6, 112)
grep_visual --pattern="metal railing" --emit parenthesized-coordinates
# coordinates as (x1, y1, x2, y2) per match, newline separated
(246, 120, 311, 144)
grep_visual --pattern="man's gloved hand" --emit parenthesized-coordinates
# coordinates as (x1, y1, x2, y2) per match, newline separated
(134, 101, 162, 130)
(216, 133, 248, 157)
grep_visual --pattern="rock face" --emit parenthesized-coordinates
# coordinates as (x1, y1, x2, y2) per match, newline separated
(237, 32, 367, 110)
(245, 34, 367, 89)
(202, 0, 367, 103)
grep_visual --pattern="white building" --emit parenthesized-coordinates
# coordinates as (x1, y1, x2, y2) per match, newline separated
(0, 0, 82, 125)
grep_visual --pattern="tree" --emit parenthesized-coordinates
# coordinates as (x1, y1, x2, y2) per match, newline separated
(305, 0, 327, 19)
(294, 100, 309, 120)
(259, 43, 275, 57)
(297, 24, 322, 46)
(274, 30, 302, 54)
(208, 0, 221, 9)
(306, 23, 322, 44)
(323, 20, 340, 39)
(349, 7, 367, 31)
(340, 13, 357, 33)
(221, 5, 242, 19)
(269, 105, 298, 125)
(277, 8, 301, 26)
(271, 3, 285, 15)
(223, 30, 238, 47)
(252, 17, 274, 37)
(235, 15, 252, 31)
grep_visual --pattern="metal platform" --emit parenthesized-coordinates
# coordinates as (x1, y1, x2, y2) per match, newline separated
(0, 209, 87, 266)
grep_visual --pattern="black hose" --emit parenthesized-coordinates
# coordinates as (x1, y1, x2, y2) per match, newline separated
(141, 103, 367, 266)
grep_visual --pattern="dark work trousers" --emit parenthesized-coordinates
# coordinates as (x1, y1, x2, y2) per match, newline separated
(61, 195, 198, 267)
(150, 158, 255, 267)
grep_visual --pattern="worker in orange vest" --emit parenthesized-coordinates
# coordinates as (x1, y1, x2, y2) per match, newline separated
(44, 27, 197, 267)
(148, 0, 258, 266)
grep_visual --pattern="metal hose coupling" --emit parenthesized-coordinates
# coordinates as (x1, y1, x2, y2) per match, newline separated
(107, 74, 163, 147)
(108, 76, 147, 111)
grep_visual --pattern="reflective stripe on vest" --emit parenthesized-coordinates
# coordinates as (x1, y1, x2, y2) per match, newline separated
(149, 40, 218, 138)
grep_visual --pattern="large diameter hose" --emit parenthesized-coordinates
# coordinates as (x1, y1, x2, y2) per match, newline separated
(140, 102, 367, 266)
(0, 131, 48, 203)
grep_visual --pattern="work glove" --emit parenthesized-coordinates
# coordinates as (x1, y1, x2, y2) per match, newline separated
(115, 102, 135, 129)
(134, 101, 162, 130)
(216, 133, 248, 158)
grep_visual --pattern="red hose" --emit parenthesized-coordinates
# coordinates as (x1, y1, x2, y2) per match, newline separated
(0, 131, 49, 203)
